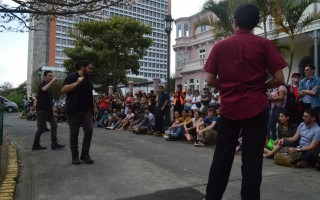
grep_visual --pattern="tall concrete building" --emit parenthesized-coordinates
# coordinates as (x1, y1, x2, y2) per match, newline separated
(27, 0, 170, 96)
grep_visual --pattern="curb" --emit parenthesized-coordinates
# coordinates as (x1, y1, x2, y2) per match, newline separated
(0, 145, 18, 200)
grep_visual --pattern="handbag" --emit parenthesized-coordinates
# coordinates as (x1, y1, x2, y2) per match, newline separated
(274, 146, 302, 167)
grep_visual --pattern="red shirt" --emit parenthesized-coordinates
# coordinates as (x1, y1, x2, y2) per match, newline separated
(204, 29, 287, 120)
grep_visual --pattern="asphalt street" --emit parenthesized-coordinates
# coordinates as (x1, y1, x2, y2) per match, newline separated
(2, 112, 320, 200)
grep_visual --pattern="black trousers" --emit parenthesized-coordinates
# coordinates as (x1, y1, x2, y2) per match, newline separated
(154, 107, 165, 133)
(67, 111, 93, 158)
(33, 110, 57, 145)
(206, 109, 268, 200)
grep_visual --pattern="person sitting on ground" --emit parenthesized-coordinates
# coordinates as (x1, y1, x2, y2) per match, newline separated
(105, 110, 125, 130)
(133, 110, 154, 134)
(277, 108, 320, 167)
(164, 110, 191, 141)
(194, 108, 219, 147)
(184, 110, 203, 142)
(264, 110, 297, 158)
(162, 111, 180, 138)
(96, 110, 111, 128)
(116, 108, 135, 130)
(144, 107, 155, 131)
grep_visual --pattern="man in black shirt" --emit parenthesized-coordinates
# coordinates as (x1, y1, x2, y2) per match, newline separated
(153, 85, 169, 136)
(32, 70, 65, 150)
(61, 60, 98, 165)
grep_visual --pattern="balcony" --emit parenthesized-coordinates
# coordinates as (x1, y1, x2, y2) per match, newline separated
(181, 58, 206, 73)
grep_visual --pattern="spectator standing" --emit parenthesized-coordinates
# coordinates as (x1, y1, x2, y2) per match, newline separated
(61, 60, 98, 165)
(191, 90, 201, 111)
(173, 84, 185, 114)
(203, 3, 286, 200)
(200, 87, 211, 115)
(184, 88, 193, 111)
(290, 72, 303, 125)
(267, 85, 287, 140)
(298, 64, 320, 124)
(32, 70, 65, 150)
(153, 85, 169, 136)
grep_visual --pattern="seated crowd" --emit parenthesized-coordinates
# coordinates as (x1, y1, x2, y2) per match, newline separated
(94, 87, 221, 148)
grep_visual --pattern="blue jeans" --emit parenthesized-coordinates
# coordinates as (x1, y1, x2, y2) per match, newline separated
(267, 106, 284, 140)
(169, 127, 184, 139)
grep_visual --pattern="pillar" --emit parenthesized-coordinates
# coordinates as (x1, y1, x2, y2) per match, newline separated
(128, 81, 134, 94)
(153, 78, 160, 95)
(108, 86, 114, 96)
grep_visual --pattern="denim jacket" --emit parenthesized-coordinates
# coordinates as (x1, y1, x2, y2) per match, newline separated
(299, 76, 320, 108)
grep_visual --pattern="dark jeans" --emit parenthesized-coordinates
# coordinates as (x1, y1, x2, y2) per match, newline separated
(67, 111, 93, 158)
(267, 106, 284, 140)
(33, 110, 57, 145)
(206, 109, 268, 200)
(154, 107, 165, 133)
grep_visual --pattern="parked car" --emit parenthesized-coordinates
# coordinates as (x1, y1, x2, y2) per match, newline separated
(0, 96, 19, 113)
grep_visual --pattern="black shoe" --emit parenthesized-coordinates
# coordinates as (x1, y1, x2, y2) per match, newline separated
(80, 154, 94, 164)
(32, 144, 47, 150)
(45, 128, 51, 131)
(72, 157, 81, 165)
(51, 142, 66, 150)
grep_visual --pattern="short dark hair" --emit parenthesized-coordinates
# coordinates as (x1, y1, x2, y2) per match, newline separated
(305, 108, 317, 118)
(177, 84, 182, 88)
(75, 60, 91, 70)
(305, 63, 315, 70)
(43, 70, 53, 77)
(234, 3, 260, 30)
(158, 85, 164, 89)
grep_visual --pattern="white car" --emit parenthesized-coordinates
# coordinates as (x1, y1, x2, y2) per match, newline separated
(0, 96, 19, 113)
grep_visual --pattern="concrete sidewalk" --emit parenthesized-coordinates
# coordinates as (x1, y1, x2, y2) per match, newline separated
(2, 112, 320, 200)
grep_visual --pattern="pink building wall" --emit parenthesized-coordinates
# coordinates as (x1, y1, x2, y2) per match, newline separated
(173, 11, 218, 92)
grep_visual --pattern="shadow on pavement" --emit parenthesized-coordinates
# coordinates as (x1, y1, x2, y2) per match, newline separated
(119, 187, 205, 200)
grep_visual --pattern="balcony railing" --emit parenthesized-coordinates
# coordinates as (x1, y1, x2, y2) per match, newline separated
(181, 58, 207, 73)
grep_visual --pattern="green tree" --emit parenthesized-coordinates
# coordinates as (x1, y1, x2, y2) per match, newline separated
(193, 0, 247, 39)
(271, 0, 320, 82)
(64, 16, 153, 91)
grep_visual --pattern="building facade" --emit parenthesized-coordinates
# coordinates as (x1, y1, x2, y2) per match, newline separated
(27, 0, 170, 96)
(173, 3, 320, 92)
(173, 11, 216, 92)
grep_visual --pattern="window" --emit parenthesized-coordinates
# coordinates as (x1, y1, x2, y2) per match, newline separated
(200, 25, 206, 33)
(199, 49, 206, 59)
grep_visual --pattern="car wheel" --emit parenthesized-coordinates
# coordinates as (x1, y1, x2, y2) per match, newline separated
(7, 106, 14, 113)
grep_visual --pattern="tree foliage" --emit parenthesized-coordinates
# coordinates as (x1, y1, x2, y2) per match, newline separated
(271, 0, 320, 81)
(63, 16, 152, 91)
(0, 0, 137, 31)
(0, 82, 26, 108)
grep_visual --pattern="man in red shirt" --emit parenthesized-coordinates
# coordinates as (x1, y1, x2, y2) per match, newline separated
(203, 3, 286, 200)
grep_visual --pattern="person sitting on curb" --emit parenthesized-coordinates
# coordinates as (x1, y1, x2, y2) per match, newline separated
(277, 108, 320, 168)
(163, 110, 191, 141)
(194, 108, 219, 147)
(264, 110, 297, 158)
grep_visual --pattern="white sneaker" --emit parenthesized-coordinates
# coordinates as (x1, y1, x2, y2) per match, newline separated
(163, 135, 170, 139)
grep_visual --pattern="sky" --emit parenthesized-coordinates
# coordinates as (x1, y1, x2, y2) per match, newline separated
(0, 0, 206, 87)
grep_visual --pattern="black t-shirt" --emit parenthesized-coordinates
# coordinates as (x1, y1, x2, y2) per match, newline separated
(202, 93, 211, 106)
(157, 92, 169, 108)
(36, 81, 53, 112)
(63, 72, 94, 113)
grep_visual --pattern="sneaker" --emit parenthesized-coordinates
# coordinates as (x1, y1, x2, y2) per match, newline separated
(72, 157, 81, 165)
(197, 142, 205, 147)
(80, 154, 94, 164)
(32, 144, 47, 150)
(163, 135, 170, 139)
(295, 161, 311, 168)
(51, 142, 66, 150)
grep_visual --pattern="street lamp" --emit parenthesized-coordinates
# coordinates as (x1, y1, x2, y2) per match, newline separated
(164, 15, 174, 95)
